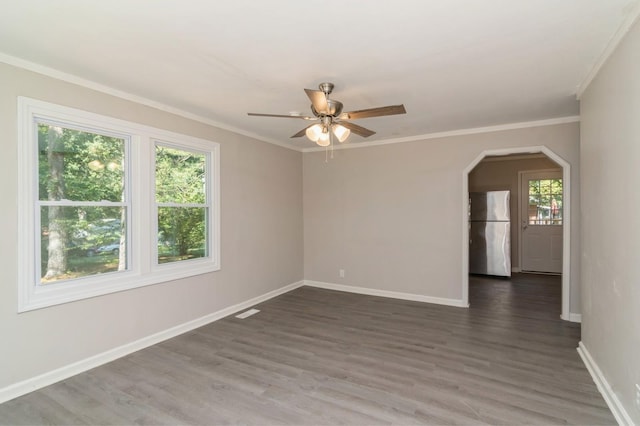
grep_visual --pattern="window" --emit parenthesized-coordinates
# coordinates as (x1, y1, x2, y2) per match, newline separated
(155, 144, 209, 264)
(37, 122, 130, 284)
(527, 178, 563, 225)
(18, 98, 220, 312)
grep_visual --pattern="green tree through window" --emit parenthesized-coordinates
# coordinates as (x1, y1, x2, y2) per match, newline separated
(38, 123, 127, 283)
(155, 145, 208, 263)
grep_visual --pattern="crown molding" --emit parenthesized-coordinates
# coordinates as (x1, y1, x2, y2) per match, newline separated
(0, 52, 304, 152)
(302, 116, 580, 153)
(0, 52, 580, 154)
(576, 2, 640, 99)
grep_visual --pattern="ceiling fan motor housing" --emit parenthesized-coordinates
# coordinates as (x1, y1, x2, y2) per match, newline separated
(312, 99, 343, 117)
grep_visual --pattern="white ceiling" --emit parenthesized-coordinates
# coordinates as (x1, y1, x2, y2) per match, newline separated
(1, 0, 638, 151)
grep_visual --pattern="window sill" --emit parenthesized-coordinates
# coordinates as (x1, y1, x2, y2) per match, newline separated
(19, 260, 220, 313)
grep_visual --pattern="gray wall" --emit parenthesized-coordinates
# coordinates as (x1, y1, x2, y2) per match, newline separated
(469, 156, 560, 270)
(0, 63, 304, 389)
(580, 18, 640, 424)
(303, 122, 581, 311)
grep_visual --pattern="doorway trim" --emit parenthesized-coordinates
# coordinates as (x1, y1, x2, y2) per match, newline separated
(518, 168, 563, 274)
(461, 145, 572, 321)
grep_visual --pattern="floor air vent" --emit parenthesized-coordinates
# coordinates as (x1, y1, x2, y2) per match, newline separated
(235, 308, 260, 319)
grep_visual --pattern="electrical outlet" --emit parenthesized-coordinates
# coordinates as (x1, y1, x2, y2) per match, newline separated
(339, 269, 345, 278)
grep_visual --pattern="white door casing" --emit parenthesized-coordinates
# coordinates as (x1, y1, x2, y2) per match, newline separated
(519, 170, 563, 274)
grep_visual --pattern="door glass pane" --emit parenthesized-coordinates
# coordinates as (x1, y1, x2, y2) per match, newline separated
(528, 179, 562, 225)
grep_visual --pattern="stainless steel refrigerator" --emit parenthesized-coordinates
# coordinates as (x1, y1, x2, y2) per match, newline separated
(469, 191, 511, 277)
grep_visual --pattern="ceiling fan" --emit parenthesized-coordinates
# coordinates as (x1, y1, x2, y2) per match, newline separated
(248, 82, 406, 146)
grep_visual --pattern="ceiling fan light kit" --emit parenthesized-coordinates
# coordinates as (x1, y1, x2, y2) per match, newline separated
(317, 132, 331, 147)
(305, 123, 351, 144)
(248, 82, 406, 148)
(332, 124, 351, 142)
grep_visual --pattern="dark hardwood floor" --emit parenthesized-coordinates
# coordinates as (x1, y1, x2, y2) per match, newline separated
(0, 274, 615, 425)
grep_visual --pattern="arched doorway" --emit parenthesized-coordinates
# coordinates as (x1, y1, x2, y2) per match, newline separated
(461, 146, 572, 320)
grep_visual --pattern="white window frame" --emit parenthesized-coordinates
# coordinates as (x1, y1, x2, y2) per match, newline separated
(18, 97, 220, 312)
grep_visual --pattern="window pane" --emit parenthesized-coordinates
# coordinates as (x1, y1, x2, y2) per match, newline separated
(540, 180, 551, 196)
(155, 146, 206, 204)
(529, 180, 540, 196)
(157, 207, 207, 264)
(38, 123, 125, 202)
(551, 178, 563, 196)
(40, 206, 127, 283)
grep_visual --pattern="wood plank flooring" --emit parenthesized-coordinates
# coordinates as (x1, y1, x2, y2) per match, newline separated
(0, 274, 615, 425)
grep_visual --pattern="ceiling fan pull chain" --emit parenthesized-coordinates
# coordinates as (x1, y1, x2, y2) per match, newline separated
(330, 132, 334, 159)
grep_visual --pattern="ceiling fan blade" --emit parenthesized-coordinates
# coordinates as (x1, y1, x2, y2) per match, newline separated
(304, 89, 328, 114)
(248, 112, 313, 119)
(340, 104, 406, 120)
(338, 121, 376, 138)
(291, 125, 314, 138)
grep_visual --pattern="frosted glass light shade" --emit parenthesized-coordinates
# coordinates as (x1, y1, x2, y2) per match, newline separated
(317, 132, 330, 146)
(305, 124, 323, 142)
(332, 124, 351, 143)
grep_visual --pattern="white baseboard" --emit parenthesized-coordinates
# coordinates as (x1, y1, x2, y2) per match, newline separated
(304, 280, 469, 308)
(0, 280, 305, 404)
(577, 341, 633, 426)
(568, 313, 582, 323)
(561, 313, 582, 323)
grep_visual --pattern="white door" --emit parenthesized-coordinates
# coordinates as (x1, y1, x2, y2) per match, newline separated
(520, 170, 563, 273)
